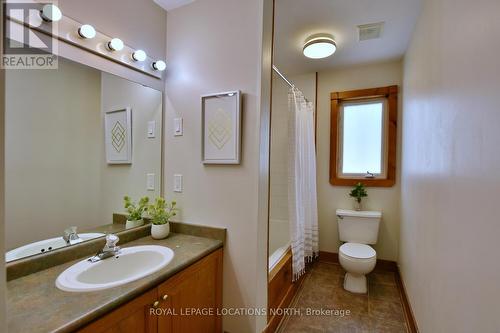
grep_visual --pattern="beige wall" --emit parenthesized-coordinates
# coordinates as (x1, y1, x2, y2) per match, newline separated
(316, 61, 402, 261)
(400, 0, 500, 331)
(164, 0, 267, 331)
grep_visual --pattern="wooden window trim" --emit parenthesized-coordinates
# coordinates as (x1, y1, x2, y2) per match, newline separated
(330, 85, 398, 187)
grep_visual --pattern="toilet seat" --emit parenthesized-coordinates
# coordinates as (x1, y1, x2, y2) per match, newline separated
(340, 243, 376, 260)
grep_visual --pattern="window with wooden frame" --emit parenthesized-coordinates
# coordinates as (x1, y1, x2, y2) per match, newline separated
(330, 86, 398, 187)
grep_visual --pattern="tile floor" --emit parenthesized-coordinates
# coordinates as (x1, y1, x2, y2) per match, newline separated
(277, 261, 408, 333)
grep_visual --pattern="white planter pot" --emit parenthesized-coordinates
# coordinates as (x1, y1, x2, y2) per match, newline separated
(151, 223, 170, 240)
(125, 219, 144, 229)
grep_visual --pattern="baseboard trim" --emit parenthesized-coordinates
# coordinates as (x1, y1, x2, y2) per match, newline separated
(319, 251, 418, 332)
(395, 268, 419, 333)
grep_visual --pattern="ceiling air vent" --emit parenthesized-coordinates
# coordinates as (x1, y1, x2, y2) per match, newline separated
(358, 22, 384, 41)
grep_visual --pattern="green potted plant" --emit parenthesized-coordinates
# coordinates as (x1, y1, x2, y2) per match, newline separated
(349, 183, 368, 211)
(124, 196, 149, 229)
(147, 197, 178, 239)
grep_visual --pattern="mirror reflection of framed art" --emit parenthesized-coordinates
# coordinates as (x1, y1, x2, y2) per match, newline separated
(104, 107, 132, 164)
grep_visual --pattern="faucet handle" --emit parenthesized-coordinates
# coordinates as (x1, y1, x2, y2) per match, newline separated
(105, 234, 119, 248)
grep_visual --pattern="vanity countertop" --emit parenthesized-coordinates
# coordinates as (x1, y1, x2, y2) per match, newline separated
(7, 233, 223, 333)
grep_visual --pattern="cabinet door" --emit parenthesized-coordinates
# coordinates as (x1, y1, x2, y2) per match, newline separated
(78, 289, 158, 333)
(157, 249, 223, 333)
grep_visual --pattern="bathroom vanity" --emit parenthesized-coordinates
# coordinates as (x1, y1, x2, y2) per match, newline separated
(79, 248, 222, 333)
(6, 230, 224, 333)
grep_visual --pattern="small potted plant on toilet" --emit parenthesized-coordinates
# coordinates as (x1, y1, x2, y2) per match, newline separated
(349, 182, 367, 211)
(124, 196, 149, 229)
(147, 197, 177, 240)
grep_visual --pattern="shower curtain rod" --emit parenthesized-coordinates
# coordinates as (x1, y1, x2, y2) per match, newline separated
(272, 65, 310, 103)
(273, 65, 294, 88)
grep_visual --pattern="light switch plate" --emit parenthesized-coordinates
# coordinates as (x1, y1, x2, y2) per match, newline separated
(147, 121, 156, 138)
(146, 173, 155, 191)
(174, 117, 183, 136)
(173, 174, 183, 192)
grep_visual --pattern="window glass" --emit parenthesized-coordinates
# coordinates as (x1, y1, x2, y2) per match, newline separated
(341, 101, 384, 175)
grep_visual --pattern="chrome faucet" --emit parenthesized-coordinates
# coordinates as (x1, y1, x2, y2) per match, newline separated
(63, 226, 83, 245)
(88, 234, 121, 263)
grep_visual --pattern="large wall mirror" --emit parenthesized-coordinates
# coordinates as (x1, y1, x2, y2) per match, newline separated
(5, 57, 163, 262)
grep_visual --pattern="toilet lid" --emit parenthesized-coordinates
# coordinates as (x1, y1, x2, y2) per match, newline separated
(340, 243, 376, 259)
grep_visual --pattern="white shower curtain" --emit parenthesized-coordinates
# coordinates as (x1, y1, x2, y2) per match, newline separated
(288, 87, 319, 281)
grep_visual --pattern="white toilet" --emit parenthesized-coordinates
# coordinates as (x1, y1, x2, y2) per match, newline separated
(336, 209, 382, 294)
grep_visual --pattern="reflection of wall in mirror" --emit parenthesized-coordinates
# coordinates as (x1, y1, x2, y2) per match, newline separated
(5, 59, 162, 250)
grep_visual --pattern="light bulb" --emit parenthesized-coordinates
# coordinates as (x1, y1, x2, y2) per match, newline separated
(152, 60, 166, 71)
(132, 50, 147, 62)
(107, 38, 124, 51)
(78, 24, 96, 39)
(40, 4, 62, 22)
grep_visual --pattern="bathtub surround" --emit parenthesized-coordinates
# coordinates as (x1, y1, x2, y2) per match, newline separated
(316, 61, 403, 261)
(400, 0, 500, 331)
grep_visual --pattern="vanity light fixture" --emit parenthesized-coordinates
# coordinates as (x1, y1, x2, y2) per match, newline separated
(303, 35, 337, 59)
(40, 4, 62, 22)
(132, 50, 147, 62)
(78, 24, 96, 39)
(152, 60, 166, 71)
(107, 38, 124, 51)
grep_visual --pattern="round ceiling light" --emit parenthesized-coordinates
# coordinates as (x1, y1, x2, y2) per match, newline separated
(107, 38, 124, 51)
(40, 4, 62, 22)
(303, 36, 337, 59)
(78, 24, 96, 39)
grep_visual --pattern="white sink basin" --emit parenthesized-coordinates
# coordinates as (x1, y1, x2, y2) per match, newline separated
(5, 233, 105, 262)
(55, 245, 174, 292)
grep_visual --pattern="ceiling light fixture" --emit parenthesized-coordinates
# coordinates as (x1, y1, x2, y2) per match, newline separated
(40, 4, 62, 22)
(303, 36, 337, 59)
(152, 60, 166, 71)
(107, 38, 124, 51)
(132, 50, 147, 62)
(78, 24, 96, 39)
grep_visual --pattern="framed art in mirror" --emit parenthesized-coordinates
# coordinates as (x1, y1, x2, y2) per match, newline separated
(105, 107, 132, 164)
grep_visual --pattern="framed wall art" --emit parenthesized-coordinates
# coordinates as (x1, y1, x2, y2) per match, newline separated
(201, 91, 241, 164)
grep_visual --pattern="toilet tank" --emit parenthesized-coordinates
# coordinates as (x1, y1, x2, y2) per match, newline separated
(336, 209, 382, 245)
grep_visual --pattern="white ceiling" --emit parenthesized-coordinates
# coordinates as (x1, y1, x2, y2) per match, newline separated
(274, 0, 422, 75)
(153, 0, 196, 11)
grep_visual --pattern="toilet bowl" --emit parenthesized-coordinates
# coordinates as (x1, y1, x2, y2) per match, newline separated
(339, 242, 376, 294)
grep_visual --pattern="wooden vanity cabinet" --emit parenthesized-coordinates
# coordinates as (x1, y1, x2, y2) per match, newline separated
(78, 249, 223, 333)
